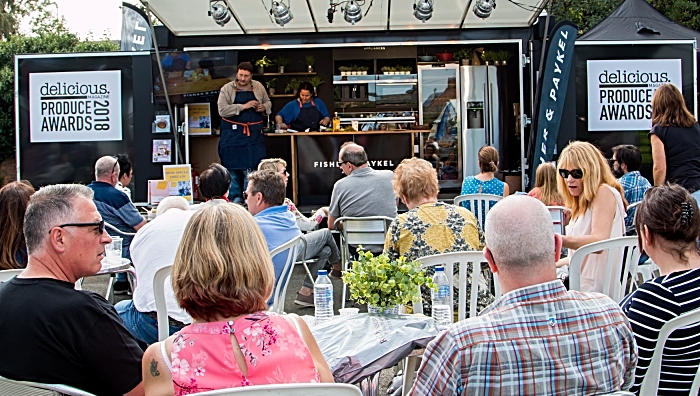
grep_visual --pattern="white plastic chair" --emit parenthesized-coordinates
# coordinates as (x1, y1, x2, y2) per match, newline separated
(638, 307, 700, 396)
(626, 201, 642, 234)
(269, 235, 303, 314)
(568, 236, 640, 302)
(0, 374, 95, 395)
(104, 221, 137, 237)
(153, 264, 174, 342)
(453, 193, 503, 229)
(194, 383, 362, 395)
(334, 216, 395, 308)
(0, 269, 23, 282)
(546, 206, 571, 235)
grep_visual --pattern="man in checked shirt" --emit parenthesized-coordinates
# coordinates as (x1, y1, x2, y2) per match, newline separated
(410, 195, 638, 395)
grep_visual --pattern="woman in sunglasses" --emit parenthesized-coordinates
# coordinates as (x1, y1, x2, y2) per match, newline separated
(555, 141, 627, 293)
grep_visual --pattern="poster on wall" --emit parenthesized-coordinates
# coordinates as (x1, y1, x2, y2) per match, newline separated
(185, 103, 212, 135)
(152, 139, 172, 163)
(28, 70, 122, 142)
(163, 164, 193, 204)
(586, 59, 682, 131)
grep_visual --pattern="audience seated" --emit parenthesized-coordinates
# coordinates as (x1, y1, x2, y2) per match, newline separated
(612, 144, 652, 234)
(0, 180, 35, 269)
(88, 156, 147, 294)
(141, 201, 333, 395)
(0, 184, 144, 395)
(410, 195, 637, 395)
(382, 158, 490, 316)
(620, 184, 700, 394)
(199, 163, 231, 201)
(528, 162, 565, 206)
(460, 146, 509, 205)
(245, 170, 302, 306)
(258, 158, 341, 307)
(556, 141, 627, 293)
(328, 142, 397, 255)
(115, 196, 194, 345)
(116, 154, 134, 201)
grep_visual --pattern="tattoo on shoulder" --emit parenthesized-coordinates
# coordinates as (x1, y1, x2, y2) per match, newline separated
(150, 360, 160, 377)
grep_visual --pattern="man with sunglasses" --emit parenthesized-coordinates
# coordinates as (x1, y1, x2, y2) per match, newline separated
(87, 156, 146, 294)
(0, 184, 144, 395)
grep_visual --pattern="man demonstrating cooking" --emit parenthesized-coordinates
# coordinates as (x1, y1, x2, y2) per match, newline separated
(217, 62, 272, 203)
(275, 82, 331, 132)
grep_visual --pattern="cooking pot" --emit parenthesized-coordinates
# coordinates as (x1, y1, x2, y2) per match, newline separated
(436, 52, 453, 62)
(418, 55, 435, 62)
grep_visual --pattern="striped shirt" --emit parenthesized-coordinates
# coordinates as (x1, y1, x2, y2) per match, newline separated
(620, 268, 700, 395)
(409, 280, 638, 395)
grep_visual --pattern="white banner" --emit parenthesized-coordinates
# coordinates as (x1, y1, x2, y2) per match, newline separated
(29, 70, 122, 142)
(586, 59, 682, 131)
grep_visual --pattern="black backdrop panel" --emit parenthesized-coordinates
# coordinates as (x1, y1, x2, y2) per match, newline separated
(574, 43, 695, 180)
(296, 133, 412, 205)
(17, 53, 157, 202)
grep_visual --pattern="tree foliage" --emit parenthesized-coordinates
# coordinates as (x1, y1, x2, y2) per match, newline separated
(551, 0, 700, 35)
(0, 0, 118, 161)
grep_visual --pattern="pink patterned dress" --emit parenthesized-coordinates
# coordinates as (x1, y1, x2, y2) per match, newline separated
(161, 312, 320, 395)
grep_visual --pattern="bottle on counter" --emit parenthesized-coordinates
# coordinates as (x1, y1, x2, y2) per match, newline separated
(332, 112, 341, 132)
(314, 270, 334, 323)
(431, 266, 452, 329)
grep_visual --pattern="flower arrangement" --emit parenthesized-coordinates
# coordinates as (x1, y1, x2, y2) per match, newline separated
(342, 248, 433, 312)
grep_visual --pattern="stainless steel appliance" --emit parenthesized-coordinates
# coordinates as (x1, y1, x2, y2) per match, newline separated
(460, 65, 500, 177)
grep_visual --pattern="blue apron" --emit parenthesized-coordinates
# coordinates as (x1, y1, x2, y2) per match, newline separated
(290, 99, 323, 132)
(218, 89, 266, 170)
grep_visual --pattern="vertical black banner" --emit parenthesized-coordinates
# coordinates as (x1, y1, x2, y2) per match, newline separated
(120, 3, 153, 52)
(529, 20, 578, 185)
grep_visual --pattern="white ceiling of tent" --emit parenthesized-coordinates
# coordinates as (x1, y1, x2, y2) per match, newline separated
(142, 0, 547, 36)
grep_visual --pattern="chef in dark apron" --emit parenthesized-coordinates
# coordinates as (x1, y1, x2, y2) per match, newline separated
(275, 82, 331, 132)
(216, 62, 271, 203)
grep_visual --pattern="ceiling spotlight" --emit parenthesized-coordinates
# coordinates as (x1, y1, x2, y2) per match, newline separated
(209, 0, 231, 27)
(343, 0, 362, 25)
(414, 0, 433, 23)
(327, 5, 335, 23)
(270, 1, 293, 27)
(473, 0, 495, 19)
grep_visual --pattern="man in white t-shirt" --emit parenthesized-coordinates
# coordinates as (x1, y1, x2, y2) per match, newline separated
(115, 196, 194, 345)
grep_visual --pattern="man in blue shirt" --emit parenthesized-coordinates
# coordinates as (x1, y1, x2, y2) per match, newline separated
(245, 170, 301, 306)
(87, 156, 146, 293)
(612, 145, 652, 234)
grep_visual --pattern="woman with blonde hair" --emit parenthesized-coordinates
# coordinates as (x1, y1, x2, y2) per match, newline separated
(556, 141, 627, 293)
(141, 201, 333, 395)
(649, 83, 700, 201)
(257, 158, 341, 307)
(528, 162, 564, 206)
(384, 158, 490, 317)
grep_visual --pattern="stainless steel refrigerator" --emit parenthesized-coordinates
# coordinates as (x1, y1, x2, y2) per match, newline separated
(460, 65, 500, 177)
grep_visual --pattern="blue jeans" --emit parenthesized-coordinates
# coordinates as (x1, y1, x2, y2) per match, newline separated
(115, 300, 183, 345)
(227, 168, 248, 203)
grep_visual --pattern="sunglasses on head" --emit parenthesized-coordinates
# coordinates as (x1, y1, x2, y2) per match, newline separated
(558, 168, 584, 179)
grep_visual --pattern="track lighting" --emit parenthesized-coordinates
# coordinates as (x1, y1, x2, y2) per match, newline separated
(343, 0, 362, 25)
(209, 0, 231, 27)
(473, 0, 495, 19)
(270, 0, 293, 27)
(413, 0, 433, 23)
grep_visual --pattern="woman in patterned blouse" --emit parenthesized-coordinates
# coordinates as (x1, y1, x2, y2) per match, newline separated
(383, 158, 492, 317)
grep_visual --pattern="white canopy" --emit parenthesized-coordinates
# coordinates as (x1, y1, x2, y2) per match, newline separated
(142, 0, 547, 37)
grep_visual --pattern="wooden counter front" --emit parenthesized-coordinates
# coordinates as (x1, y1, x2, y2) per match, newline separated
(265, 130, 415, 205)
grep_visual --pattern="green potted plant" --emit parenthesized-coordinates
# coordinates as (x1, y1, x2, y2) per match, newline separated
(454, 48, 474, 65)
(481, 51, 495, 66)
(307, 76, 325, 96)
(357, 65, 369, 75)
(284, 78, 302, 94)
(265, 78, 278, 95)
(495, 50, 512, 66)
(254, 56, 273, 74)
(342, 248, 433, 314)
(339, 66, 350, 76)
(274, 56, 290, 73)
(304, 55, 316, 72)
(381, 66, 396, 75)
(350, 65, 359, 75)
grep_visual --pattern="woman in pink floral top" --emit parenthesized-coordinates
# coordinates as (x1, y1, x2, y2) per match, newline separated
(141, 201, 334, 395)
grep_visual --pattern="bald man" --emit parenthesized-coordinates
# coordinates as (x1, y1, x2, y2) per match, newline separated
(410, 195, 637, 395)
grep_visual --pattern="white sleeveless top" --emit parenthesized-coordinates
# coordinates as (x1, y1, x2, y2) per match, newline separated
(566, 184, 626, 293)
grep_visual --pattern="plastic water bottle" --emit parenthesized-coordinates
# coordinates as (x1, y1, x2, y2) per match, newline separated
(314, 270, 334, 323)
(431, 266, 452, 329)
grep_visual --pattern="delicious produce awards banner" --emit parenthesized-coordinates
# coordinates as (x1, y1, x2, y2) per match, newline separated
(586, 59, 682, 131)
(29, 70, 122, 142)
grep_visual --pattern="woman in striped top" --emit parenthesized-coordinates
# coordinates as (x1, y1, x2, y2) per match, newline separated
(620, 184, 700, 395)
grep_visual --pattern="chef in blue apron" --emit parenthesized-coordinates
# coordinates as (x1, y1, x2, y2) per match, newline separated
(217, 62, 271, 203)
(275, 82, 331, 132)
